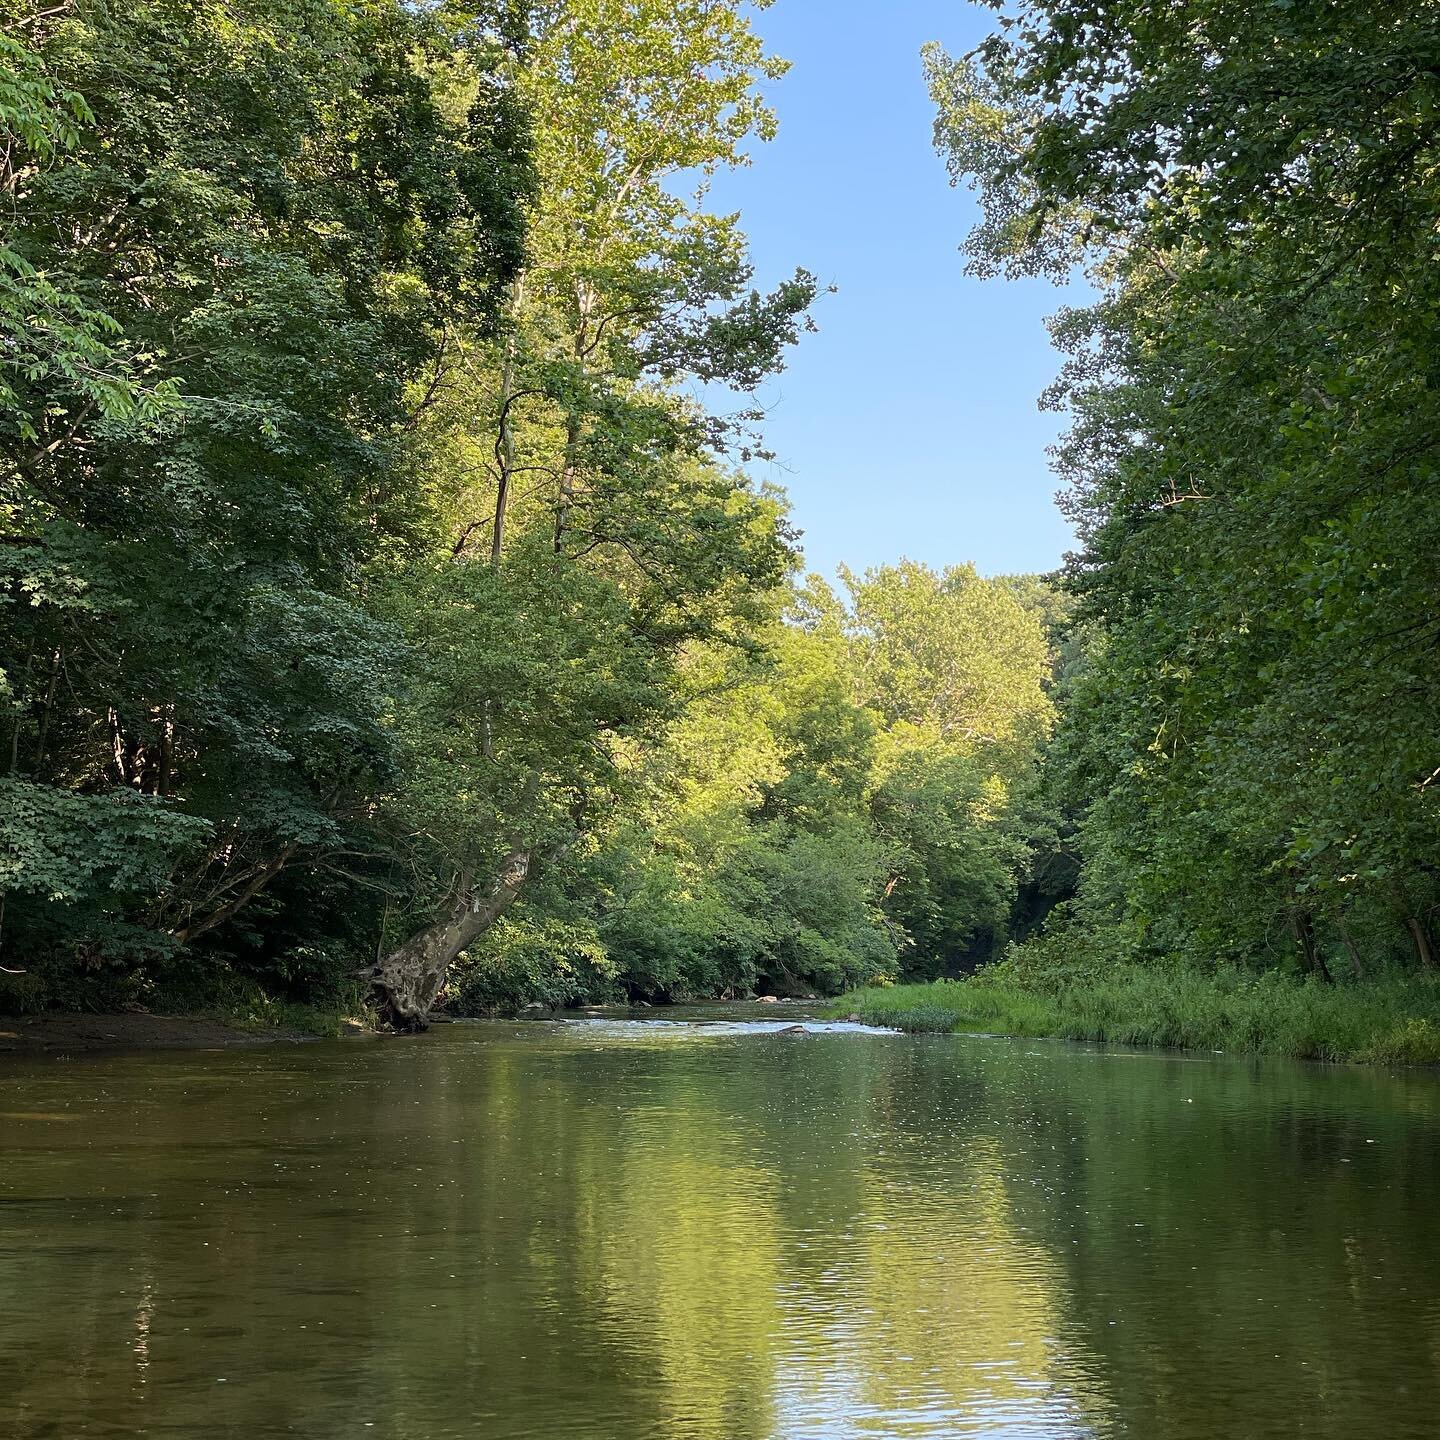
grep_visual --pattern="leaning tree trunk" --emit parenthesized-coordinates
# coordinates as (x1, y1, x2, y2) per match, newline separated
(369, 848, 531, 1029)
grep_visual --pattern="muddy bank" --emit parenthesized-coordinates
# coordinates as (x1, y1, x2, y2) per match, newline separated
(0, 1012, 366, 1053)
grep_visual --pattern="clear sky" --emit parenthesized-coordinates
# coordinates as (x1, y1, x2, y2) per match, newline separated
(696, 0, 1084, 581)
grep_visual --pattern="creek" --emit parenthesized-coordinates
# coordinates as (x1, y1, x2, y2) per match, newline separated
(3, 1004, 1437, 1438)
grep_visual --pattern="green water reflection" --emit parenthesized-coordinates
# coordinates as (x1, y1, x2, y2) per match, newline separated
(2, 1014, 1439, 1438)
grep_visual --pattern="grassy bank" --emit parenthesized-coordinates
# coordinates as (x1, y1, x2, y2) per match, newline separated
(832, 969, 1440, 1065)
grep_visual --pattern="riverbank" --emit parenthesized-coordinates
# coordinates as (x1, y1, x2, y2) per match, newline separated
(832, 969, 1440, 1065)
(0, 1004, 371, 1053)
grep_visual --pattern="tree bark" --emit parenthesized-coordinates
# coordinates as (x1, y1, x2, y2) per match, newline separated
(1406, 915, 1437, 970)
(368, 847, 531, 1029)
(1291, 905, 1332, 983)
(553, 279, 594, 555)
(490, 273, 526, 568)
(553, 411, 581, 554)
(156, 706, 174, 797)
(1337, 914, 1367, 980)
(170, 846, 297, 946)
(32, 648, 60, 774)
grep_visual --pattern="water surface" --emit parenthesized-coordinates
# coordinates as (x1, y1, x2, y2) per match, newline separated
(3, 1006, 1438, 1438)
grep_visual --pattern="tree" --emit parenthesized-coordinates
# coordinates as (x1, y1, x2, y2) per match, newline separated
(839, 565, 1052, 975)
(0, 1, 529, 996)
(564, 565, 1055, 1002)
(366, 0, 816, 1023)
(928, 0, 1440, 977)
(593, 597, 894, 1001)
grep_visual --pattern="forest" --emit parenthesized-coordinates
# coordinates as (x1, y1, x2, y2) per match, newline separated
(1, 0, 1437, 1055)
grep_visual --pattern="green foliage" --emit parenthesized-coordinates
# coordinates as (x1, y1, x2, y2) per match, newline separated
(451, 914, 619, 1012)
(0, 25, 172, 438)
(932, 0, 1440, 985)
(8, 0, 1434, 1045)
(0, 0, 530, 997)
(0, 0, 829, 1016)
(871, 742, 1026, 978)
(354, 0, 819, 1025)
(602, 813, 896, 1000)
(0, 776, 207, 904)
(573, 565, 1056, 1002)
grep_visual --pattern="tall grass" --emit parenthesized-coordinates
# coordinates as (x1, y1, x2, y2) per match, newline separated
(832, 969, 1440, 1065)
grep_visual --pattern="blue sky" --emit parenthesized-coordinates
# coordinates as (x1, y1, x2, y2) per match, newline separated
(696, 0, 1084, 581)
